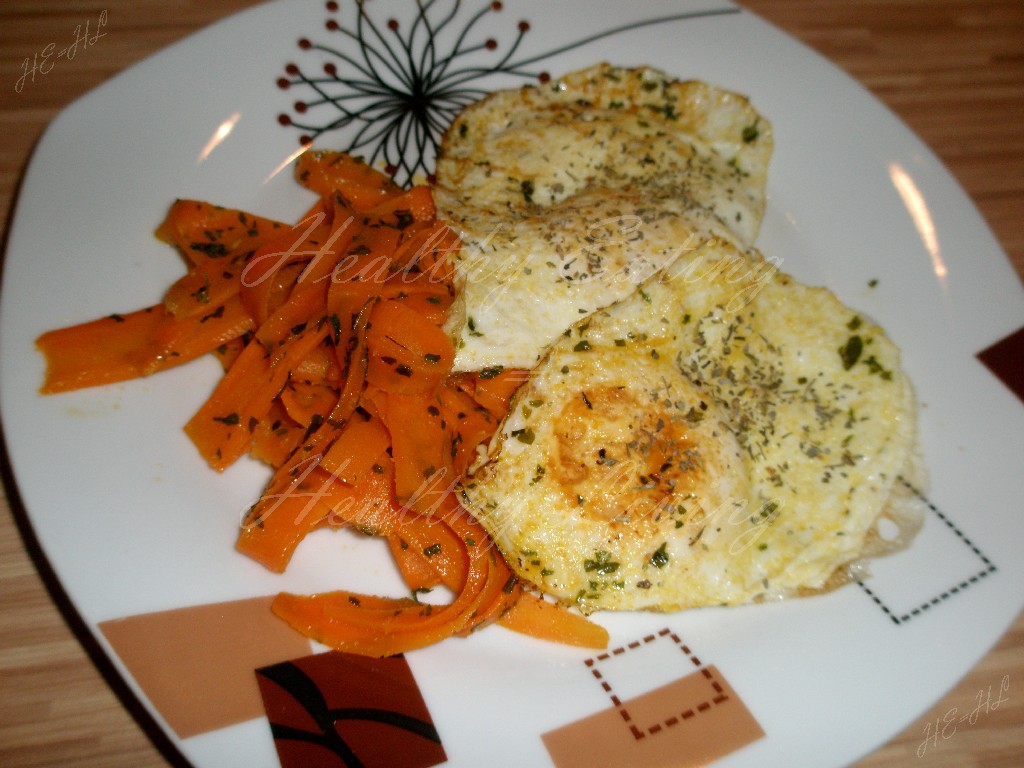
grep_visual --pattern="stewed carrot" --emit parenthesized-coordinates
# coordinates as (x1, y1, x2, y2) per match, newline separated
(36, 151, 608, 655)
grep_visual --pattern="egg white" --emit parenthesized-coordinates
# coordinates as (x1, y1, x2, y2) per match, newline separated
(434, 63, 773, 372)
(460, 239, 923, 613)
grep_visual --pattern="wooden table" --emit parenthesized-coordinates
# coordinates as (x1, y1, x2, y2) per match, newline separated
(1, 2, 1021, 766)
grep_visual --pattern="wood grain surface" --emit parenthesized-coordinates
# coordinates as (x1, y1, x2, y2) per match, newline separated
(1, 2, 1021, 766)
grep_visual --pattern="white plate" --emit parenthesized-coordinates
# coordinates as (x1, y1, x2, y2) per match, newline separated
(2, 1, 1023, 767)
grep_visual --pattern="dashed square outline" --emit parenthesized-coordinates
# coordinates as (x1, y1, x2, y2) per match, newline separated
(858, 477, 997, 625)
(584, 628, 729, 741)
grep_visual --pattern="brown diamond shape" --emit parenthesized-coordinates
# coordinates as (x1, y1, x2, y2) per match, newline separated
(255, 651, 446, 768)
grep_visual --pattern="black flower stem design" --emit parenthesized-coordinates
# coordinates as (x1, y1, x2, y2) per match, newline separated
(278, 1, 741, 185)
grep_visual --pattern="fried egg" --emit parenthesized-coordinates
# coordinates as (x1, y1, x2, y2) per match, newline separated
(434, 63, 773, 372)
(460, 238, 923, 613)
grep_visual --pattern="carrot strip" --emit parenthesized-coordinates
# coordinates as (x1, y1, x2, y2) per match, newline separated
(390, 221, 458, 272)
(238, 203, 335, 325)
(387, 506, 470, 592)
(295, 200, 360, 286)
(438, 387, 498, 477)
(365, 300, 454, 394)
(211, 335, 247, 372)
(184, 320, 328, 470)
(389, 291, 453, 326)
(319, 408, 391, 486)
(235, 460, 336, 573)
(329, 298, 374, 425)
(163, 262, 241, 319)
(248, 401, 302, 468)
(270, 503, 504, 656)
(471, 368, 532, 417)
(132, 294, 255, 376)
(295, 150, 403, 210)
(324, 225, 403, 310)
(388, 536, 444, 593)
(182, 339, 270, 469)
(378, 390, 453, 515)
(237, 460, 394, 572)
(320, 450, 397, 535)
(253, 284, 327, 348)
(292, 342, 342, 387)
(279, 382, 338, 428)
(155, 199, 287, 268)
(37, 307, 166, 394)
(499, 592, 609, 649)
(242, 288, 373, 500)
(456, 548, 520, 636)
(36, 298, 254, 394)
(367, 184, 436, 228)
